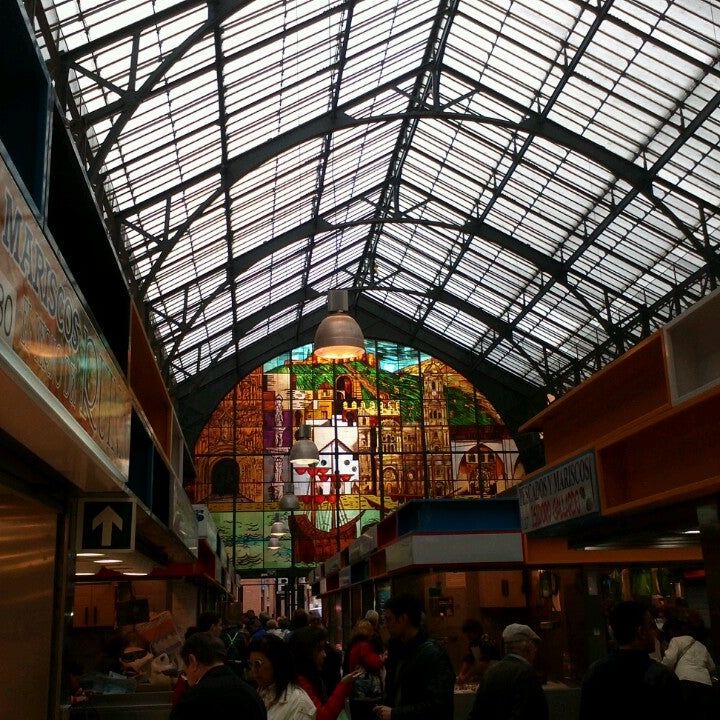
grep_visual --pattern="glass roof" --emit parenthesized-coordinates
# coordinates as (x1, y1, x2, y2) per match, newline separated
(33, 0, 720, 399)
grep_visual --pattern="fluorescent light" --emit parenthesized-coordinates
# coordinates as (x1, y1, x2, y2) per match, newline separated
(94, 558, 122, 564)
(124, 572, 148, 576)
(77, 552, 104, 557)
(683, 529, 700, 535)
(75, 572, 94, 576)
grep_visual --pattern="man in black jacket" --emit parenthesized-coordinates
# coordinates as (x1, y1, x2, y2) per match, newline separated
(170, 632, 266, 720)
(580, 600, 683, 720)
(373, 593, 455, 720)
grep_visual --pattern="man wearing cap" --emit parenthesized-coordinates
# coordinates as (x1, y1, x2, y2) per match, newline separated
(467, 623, 548, 720)
(170, 631, 266, 720)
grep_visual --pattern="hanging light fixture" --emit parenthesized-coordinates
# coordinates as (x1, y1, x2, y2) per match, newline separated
(268, 536, 281, 551)
(270, 513, 288, 537)
(313, 289, 365, 360)
(289, 425, 319, 466)
(279, 491, 300, 510)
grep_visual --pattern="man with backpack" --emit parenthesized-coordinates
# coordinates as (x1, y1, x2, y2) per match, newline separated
(221, 623, 250, 678)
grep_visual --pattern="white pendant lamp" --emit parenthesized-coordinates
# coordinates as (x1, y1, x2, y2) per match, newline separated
(288, 425, 319, 466)
(270, 513, 288, 537)
(268, 536, 281, 551)
(313, 289, 365, 360)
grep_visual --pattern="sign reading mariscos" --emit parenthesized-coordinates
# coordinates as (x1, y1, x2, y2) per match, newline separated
(517, 451, 599, 533)
(0, 155, 131, 478)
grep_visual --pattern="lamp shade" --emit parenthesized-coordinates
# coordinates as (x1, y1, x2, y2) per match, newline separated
(270, 514, 288, 537)
(313, 289, 365, 360)
(268, 537, 281, 551)
(279, 492, 300, 510)
(289, 425, 319, 466)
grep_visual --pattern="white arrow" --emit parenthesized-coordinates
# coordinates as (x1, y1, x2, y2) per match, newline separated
(92, 506, 123, 546)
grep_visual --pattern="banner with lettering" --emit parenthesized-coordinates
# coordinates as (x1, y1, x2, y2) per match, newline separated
(517, 451, 599, 533)
(0, 154, 131, 478)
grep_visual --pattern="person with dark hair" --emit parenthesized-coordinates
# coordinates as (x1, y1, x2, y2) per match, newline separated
(170, 632, 266, 720)
(172, 626, 200, 707)
(467, 623, 547, 720)
(196, 611, 223, 637)
(249, 634, 315, 720)
(580, 600, 683, 720)
(222, 622, 250, 677)
(184, 626, 199, 640)
(457, 618, 498, 685)
(288, 625, 362, 720)
(373, 593, 455, 720)
(252, 612, 270, 641)
(289, 608, 309, 632)
(308, 611, 343, 695)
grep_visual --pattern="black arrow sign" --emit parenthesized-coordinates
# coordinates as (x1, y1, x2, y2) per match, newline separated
(79, 499, 135, 552)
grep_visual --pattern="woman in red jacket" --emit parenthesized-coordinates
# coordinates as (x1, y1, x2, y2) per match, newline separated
(289, 626, 361, 720)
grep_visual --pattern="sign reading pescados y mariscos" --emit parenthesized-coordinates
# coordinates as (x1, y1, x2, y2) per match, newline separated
(517, 451, 599, 533)
(0, 155, 131, 479)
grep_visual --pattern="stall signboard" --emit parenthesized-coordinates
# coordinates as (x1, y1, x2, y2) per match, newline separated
(517, 451, 599, 533)
(0, 154, 131, 478)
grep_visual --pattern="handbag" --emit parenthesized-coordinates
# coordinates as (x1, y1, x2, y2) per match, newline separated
(353, 670, 383, 699)
(668, 639, 695, 669)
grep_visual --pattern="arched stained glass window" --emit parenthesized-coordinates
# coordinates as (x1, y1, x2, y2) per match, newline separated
(190, 341, 523, 571)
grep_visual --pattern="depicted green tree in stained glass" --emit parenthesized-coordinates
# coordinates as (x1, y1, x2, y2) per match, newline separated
(445, 386, 493, 426)
(396, 372, 422, 423)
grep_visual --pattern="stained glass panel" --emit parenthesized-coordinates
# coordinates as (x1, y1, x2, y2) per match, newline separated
(190, 339, 522, 570)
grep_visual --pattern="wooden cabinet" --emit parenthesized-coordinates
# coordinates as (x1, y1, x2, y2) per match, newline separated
(520, 333, 670, 464)
(129, 305, 172, 456)
(73, 583, 116, 627)
(521, 287, 720, 519)
(598, 390, 720, 514)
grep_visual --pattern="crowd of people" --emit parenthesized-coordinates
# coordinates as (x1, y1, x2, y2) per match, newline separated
(168, 596, 717, 720)
(170, 595, 456, 720)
